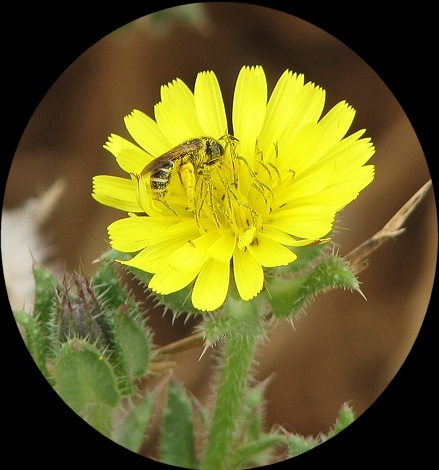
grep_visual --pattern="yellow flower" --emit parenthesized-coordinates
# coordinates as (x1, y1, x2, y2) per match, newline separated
(92, 66, 375, 312)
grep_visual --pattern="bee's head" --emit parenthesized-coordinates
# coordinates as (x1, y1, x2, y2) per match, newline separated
(206, 139, 225, 165)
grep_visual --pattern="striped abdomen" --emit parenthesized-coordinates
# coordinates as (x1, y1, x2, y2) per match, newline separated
(149, 160, 175, 194)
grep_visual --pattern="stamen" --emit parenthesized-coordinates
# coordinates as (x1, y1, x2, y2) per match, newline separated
(268, 162, 281, 184)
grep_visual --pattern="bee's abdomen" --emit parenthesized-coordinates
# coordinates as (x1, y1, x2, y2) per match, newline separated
(150, 161, 174, 192)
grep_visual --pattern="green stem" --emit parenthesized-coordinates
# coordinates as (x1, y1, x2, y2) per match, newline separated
(201, 333, 257, 470)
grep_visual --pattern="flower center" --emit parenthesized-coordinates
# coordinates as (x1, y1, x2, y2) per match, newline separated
(194, 137, 279, 249)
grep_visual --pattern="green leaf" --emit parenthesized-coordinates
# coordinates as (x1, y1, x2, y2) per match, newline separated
(160, 380, 196, 469)
(113, 391, 156, 453)
(54, 339, 121, 437)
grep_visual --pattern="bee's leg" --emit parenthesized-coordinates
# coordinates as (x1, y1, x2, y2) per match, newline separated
(180, 162, 196, 211)
(156, 195, 178, 215)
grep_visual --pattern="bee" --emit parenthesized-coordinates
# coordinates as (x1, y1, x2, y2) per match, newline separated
(142, 137, 225, 211)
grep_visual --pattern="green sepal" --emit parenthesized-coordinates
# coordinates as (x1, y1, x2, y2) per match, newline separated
(151, 284, 197, 316)
(283, 240, 330, 274)
(91, 249, 135, 310)
(112, 390, 156, 453)
(199, 296, 263, 347)
(54, 338, 121, 437)
(160, 379, 197, 469)
(266, 254, 361, 319)
(14, 310, 53, 383)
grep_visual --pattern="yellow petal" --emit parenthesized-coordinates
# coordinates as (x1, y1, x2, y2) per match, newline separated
(318, 101, 356, 145)
(107, 214, 171, 252)
(167, 229, 221, 272)
(248, 232, 297, 267)
(258, 70, 305, 159)
(207, 229, 236, 263)
(92, 175, 142, 212)
(275, 122, 326, 176)
(121, 236, 189, 272)
(192, 259, 230, 311)
(259, 225, 301, 246)
(320, 133, 375, 171)
(233, 247, 264, 301)
(130, 174, 161, 216)
(104, 134, 152, 174)
(155, 78, 204, 144)
(238, 227, 256, 250)
(286, 81, 326, 131)
(167, 242, 209, 273)
(318, 165, 375, 210)
(269, 206, 335, 239)
(232, 66, 267, 164)
(194, 71, 228, 138)
(149, 264, 199, 295)
(124, 109, 171, 156)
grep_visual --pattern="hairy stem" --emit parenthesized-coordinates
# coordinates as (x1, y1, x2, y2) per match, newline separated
(201, 333, 257, 469)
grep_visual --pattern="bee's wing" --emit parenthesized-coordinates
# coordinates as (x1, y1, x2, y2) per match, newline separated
(142, 140, 202, 174)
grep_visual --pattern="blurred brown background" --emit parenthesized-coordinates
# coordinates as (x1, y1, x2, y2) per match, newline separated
(3, 3, 436, 461)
